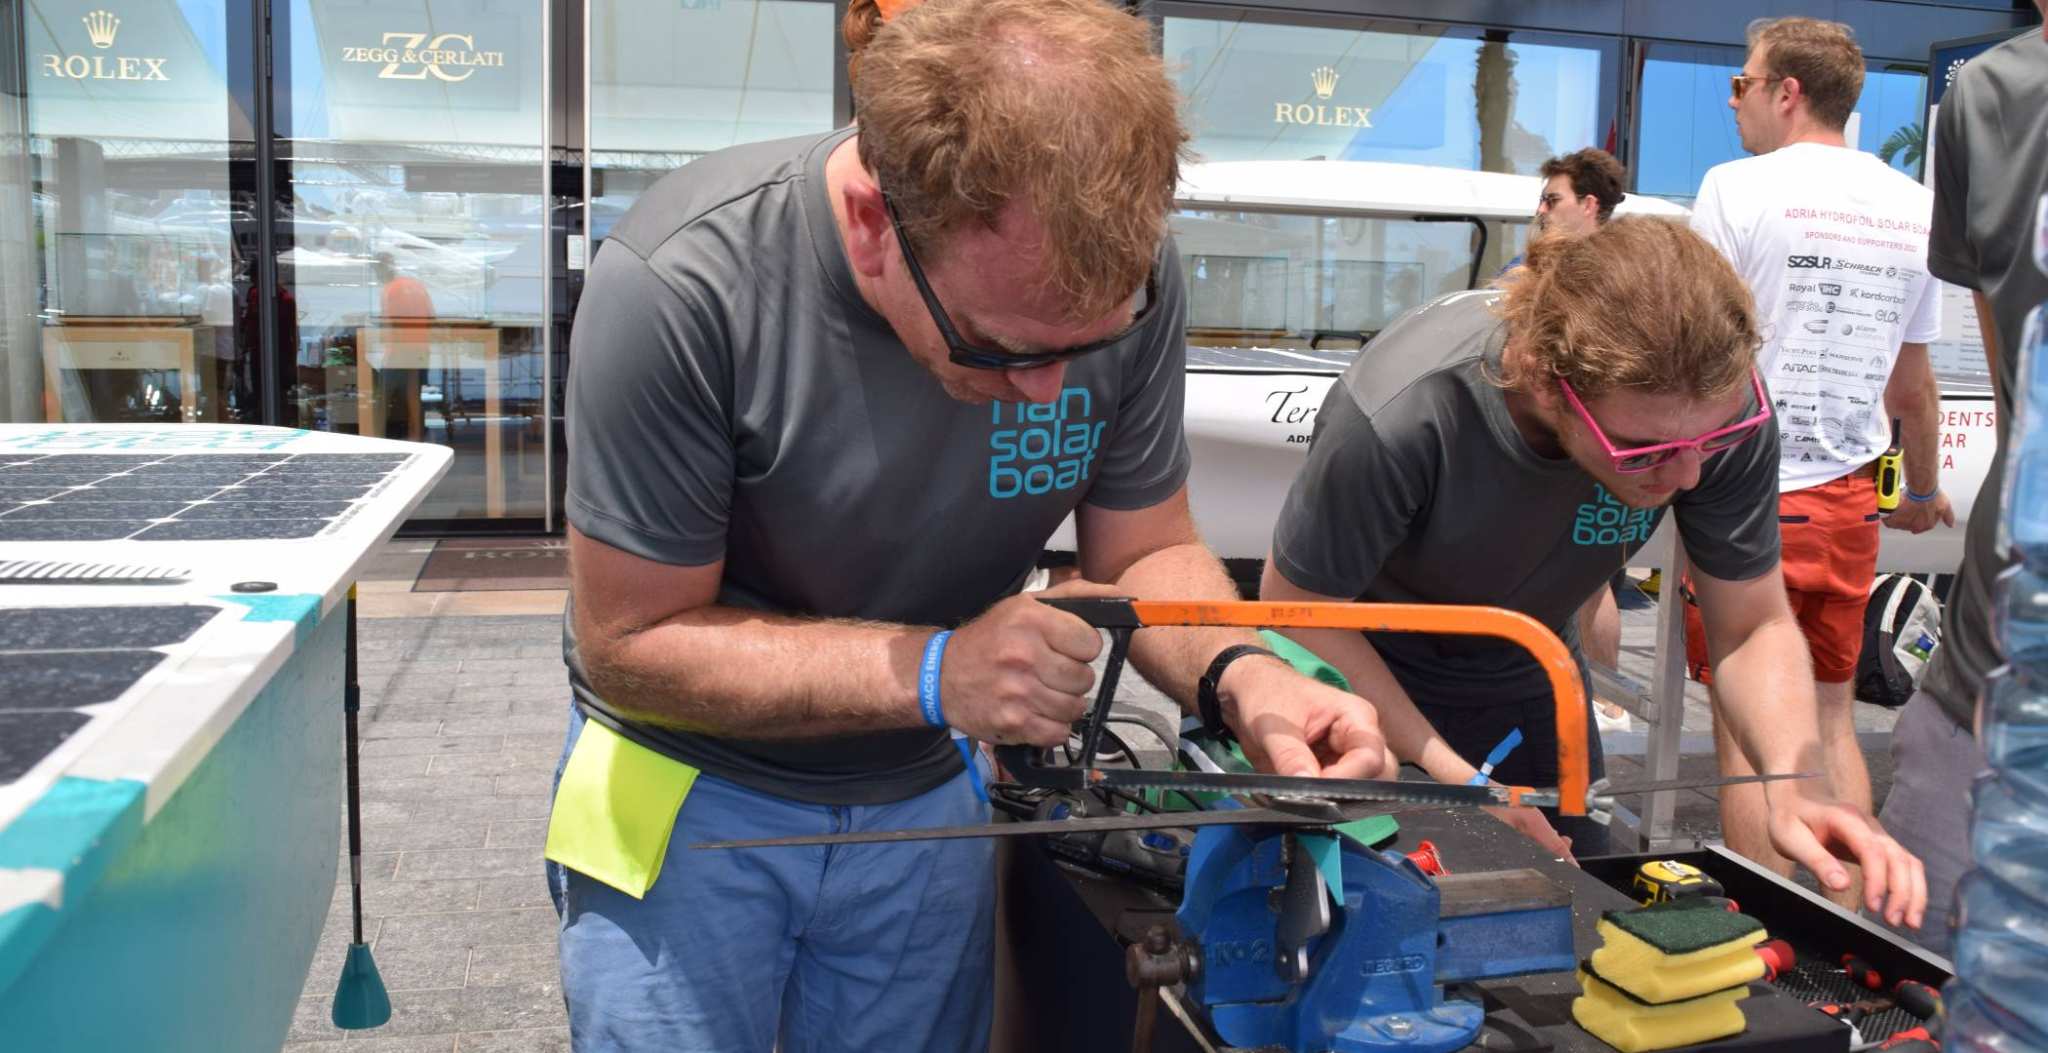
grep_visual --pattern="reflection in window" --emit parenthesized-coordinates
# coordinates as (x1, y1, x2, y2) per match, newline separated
(1174, 209, 1507, 352)
(1635, 42, 1928, 202)
(589, 0, 835, 243)
(280, 0, 548, 520)
(19, 0, 245, 424)
(1163, 13, 1609, 175)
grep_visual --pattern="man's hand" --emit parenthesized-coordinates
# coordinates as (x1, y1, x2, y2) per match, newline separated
(1884, 491, 1955, 534)
(941, 580, 1122, 747)
(1218, 655, 1394, 779)
(1484, 805, 1576, 862)
(1767, 790, 1928, 929)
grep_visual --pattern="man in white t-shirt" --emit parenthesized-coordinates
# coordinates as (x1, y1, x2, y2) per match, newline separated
(1685, 16, 1950, 909)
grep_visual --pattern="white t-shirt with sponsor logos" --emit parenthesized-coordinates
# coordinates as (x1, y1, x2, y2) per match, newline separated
(1690, 142, 1942, 492)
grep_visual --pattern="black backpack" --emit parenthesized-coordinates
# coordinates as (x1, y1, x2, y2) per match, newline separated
(1857, 574, 1942, 708)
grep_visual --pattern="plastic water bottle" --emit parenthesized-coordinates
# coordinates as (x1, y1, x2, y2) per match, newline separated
(1948, 191, 2048, 1049)
(2002, 305, 2048, 564)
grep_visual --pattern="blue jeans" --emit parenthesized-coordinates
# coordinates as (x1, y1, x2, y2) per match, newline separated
(547, 705, 995, 1052)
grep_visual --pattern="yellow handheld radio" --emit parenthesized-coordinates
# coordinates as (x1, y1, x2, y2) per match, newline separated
(1876, 417, 1903, 514)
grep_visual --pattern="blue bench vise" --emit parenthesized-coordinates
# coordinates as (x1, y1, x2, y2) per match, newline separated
(1163, 820, 1575, 1053)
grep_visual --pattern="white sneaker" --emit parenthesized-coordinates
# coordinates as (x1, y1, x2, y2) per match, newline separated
(1595, 703, 1632, 734)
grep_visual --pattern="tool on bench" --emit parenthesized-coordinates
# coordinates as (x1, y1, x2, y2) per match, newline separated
(1755, 939, 1796, 982)
(1633, 859, 1727, 905)
(1876, 1025, 1941, 1051)
(1893, 979, 1942, 1021)
(697, 598, 1818, 1053)
(1842, 953, 1885, 992)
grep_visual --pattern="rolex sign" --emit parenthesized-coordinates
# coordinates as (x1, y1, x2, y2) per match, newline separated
(41, 10, 170, 82)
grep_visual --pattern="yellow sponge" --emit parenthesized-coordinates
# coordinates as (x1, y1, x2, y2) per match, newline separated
(1587, 903, 1766, 1004)
(1571, 967, 1750, 1053)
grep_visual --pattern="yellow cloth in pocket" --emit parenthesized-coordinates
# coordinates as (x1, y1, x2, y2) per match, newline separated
(543, 720, 699, 899)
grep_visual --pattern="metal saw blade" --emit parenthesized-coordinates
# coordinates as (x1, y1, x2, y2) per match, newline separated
(1088, 768, 1508, 808)
(693, 803, 1378, 850)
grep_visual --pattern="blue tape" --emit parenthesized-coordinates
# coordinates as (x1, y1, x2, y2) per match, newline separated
(918, 631, 951, 728)
(1466, 728, 1524, 786)
(215, 593, 322, 646)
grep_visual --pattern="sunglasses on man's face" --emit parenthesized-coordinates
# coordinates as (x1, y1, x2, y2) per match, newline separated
(1558, 370, 1773, 474)
(881, 192, 1158, 372)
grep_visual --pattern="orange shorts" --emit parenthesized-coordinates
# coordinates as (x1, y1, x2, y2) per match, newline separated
(1685, 470, 1880, 684)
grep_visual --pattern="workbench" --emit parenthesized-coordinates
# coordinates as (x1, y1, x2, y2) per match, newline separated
(995, 795, 1944, 1053)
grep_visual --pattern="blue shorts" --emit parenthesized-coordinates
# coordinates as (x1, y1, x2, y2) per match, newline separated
(546, 705, 994, 1053)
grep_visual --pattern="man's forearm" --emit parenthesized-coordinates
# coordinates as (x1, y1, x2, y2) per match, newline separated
(1706, 614, 1827, 781)
(578, 605, 927, 737)
(1104, 540, 1269, 712)
(1886, 344, 1943, 495)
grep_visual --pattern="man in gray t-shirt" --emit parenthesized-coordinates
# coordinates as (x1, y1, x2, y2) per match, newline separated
(1876, 22, 2048, 955)
(545, 3, 1389, 1050)
(1265, 217, 1926, 931)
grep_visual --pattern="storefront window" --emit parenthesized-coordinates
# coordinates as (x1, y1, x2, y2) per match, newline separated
(587, 0, 836, 245)
(1162, 9, 1614, 175)
(1174, 208, 1508, 351)
(278, 0, 548, 521)
(18, 0, 245, 425)
(1634, 41, 1929, 202)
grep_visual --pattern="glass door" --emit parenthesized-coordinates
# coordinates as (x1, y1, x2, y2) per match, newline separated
(275, 0, 550, 523)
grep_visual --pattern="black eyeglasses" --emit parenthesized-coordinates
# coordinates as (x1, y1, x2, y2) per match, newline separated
(881, 192, 1159, 372)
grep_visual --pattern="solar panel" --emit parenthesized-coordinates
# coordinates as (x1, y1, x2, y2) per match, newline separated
(0, 453, 410, 542)
(0, 604, 218, 783)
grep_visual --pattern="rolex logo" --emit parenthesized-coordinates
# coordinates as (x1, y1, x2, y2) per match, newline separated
(83, 10, 119, 48)
(1310, 66, 1339, 100)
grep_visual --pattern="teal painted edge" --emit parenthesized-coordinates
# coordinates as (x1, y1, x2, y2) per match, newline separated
(216, 592, 322, 646)
(0, 777, 147, 997)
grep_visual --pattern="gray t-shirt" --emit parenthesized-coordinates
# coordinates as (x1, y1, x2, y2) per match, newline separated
(563, 128, 1191, 805)
(1271, 289, 1780, 710)
(1917, 31, 2048, 732)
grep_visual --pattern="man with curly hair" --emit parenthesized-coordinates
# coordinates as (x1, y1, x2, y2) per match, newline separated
(1262, 218, 1925, 932)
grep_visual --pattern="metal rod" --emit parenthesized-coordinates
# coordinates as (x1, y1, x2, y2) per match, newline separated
(344, 585, 365, 945)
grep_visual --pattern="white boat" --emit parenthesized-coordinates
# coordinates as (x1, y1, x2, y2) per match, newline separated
(1053, 160, 1995, 581)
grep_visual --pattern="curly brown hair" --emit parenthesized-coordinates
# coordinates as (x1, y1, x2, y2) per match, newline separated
(1747, 17, 1864, 130)
(852, 0, 1189, 320)
(1494, 217, 1760, 401)
(1538, 148, 1628, 222)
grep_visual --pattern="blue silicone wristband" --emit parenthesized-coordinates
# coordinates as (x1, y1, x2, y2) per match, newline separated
(1906, 487, 1939, 503)
(918, 631, 952, 728)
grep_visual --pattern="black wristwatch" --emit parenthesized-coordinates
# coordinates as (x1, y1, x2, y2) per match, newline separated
(1197, 645, 1279, 739)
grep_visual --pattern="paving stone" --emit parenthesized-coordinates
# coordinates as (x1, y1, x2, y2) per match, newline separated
(363, 754, 436, 779)
(373, 682, 460, 706)
(337, 878, 482, 917)
(457, 1028, 571, 1053)
(460, 982, 568, 1032)
(411, 795, 554, 823)
(286, 996, 348, 1043)
(284, 1040, 456, 1053)
(399, 849, 545, 881)
(442, 715, 569, 738)
(358, 941, 477, 992)
(364, 735, 508, 758)
(465, 941, 560, 988)
(377, 908, 560, 953)
(506, 696, 574, 717)
(477, 876, 557, 911)
(365, 987, 470, 1037)
(431, 752, 541, 776)
(459, 658, 571, 677)
(502, 732, 568, 755)
(362, 818, 493, 852)
(364, 775, 501, 803)
(365, 719, 445, 740)
(486, 819, 549, 849)
(493, 770, 558, 798)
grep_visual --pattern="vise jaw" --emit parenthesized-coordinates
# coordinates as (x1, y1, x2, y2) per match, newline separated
(1174, 823, 1574, 1053)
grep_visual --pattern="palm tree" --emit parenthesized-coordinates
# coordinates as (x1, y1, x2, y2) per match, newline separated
(1878, 122, 1925, 170)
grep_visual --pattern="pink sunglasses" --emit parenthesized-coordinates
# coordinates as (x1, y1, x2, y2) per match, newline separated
(1558, 370, 1773, 474)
